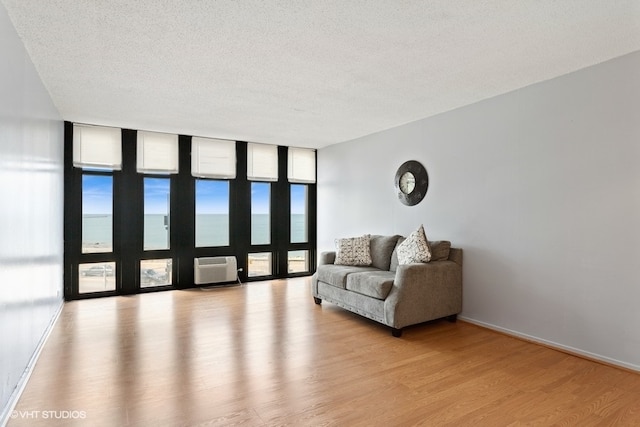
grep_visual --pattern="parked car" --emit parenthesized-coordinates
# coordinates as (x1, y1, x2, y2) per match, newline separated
(142, 269, 167, 284)
(81, 265, 114, 277)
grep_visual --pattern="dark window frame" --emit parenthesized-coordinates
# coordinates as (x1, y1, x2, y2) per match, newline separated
(64, 123, 316, 300)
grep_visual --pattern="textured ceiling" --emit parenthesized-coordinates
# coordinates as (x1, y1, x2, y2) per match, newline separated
(2, 1, 640, 148)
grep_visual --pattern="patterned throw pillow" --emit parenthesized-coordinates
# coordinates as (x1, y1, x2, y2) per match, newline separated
(396, 225, 431, 265)
(334, 235, 372, 266)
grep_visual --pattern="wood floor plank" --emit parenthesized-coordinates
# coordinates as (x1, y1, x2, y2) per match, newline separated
(7, 277, 640, 426)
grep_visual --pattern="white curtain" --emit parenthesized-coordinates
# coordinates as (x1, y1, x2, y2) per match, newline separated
(247, 143, 278, 181)
(287, 147, 316, 183)
(136, 131, 179, 174)
(191, 137, 236, 179)
(72, 123, 122, 170)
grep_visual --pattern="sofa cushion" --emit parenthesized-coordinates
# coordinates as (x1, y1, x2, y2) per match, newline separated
(316, 264, 378, 289)
(430, 240, 452, 261)
(334, 235, 372, 266)
(346, 271, 396, 300)
(370, 235, 401, 271)
(396, 225, 432, 264)
(389, 237, 404, 272)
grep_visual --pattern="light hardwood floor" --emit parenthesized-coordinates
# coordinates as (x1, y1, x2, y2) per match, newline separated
(8, 277, 640, 426)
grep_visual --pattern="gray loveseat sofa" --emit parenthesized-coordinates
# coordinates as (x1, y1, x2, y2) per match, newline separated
(311, 235, 462, 337)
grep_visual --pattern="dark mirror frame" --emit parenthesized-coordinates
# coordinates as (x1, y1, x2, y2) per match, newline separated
(394, 160, 428, 206)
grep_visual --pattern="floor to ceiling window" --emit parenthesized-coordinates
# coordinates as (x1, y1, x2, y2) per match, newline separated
(248, 181, 272, 277)
(287, 147, 316, 275)
(79, 173, 115, 293)
(68, 124, 121, 296)
(64, 123, 316, 299)
(246, 142, 279, 278)
(141, 177, 172, 288)
(289, 184, 309, 273)
(137, 130, 180, 290)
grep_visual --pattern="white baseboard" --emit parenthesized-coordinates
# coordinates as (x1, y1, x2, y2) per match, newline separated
(459, 315, 640, 373)
(1, 301, 64, 427)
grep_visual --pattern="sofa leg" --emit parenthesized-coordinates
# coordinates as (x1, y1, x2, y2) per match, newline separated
(446, 314, 457, 323)
(391, 328, 403, 338)
(313, 297, 322, 305)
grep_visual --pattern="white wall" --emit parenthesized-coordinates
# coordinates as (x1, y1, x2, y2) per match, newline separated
(318, 51, 640, 370)
(0, 4, 64, 422)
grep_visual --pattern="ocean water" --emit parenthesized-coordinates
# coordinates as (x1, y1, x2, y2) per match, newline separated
(82, 214, 308, 251)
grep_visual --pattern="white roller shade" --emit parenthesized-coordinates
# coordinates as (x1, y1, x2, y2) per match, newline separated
(73, 124, 122, 170)
(287, 147, 316, 183)
(136, 131, 179, 174)
(191, 137, 236, 179)
(247, 143, 278, 181)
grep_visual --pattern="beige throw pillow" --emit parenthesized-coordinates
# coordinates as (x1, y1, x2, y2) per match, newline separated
(396, 225, 431, 264)
(334, 235, 372, 266)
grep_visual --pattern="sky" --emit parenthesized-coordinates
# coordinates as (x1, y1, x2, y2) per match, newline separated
(82, 175, 112, 214)
(145, 177, 170, 214)
(290, 184, 307, 214)
(251, 182, 270, 214)
(83, 175, 307, 215)
(195, 179, 230, 214)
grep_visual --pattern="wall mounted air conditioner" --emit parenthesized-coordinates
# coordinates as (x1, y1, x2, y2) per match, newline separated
(194, 256, 237, 285)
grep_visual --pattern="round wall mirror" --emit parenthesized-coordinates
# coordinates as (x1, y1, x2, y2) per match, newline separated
(394, 161, 428, 206)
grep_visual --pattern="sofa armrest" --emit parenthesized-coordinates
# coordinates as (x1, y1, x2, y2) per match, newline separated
(312, 251, 335, 297)
(384, 261, 462, 329)
(319, 251, 336, 266)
